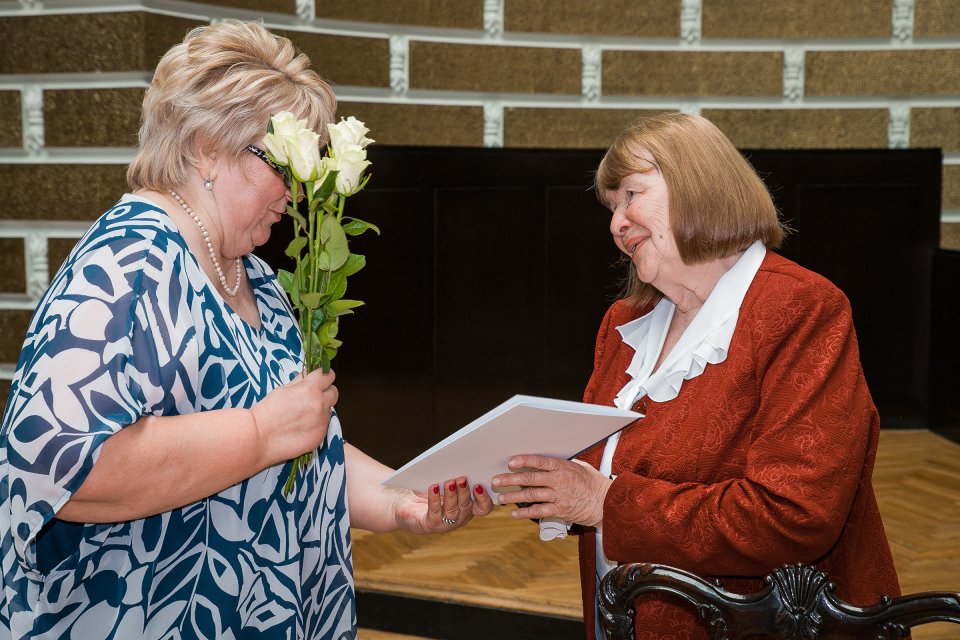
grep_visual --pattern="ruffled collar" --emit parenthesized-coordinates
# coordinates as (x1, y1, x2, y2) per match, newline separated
(613, 240, 767, 405)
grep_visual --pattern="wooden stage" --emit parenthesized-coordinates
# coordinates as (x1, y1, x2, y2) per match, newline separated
(353, 429, 960, 640)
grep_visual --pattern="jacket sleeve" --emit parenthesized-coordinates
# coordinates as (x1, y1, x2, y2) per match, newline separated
(601, 274, 876, 575)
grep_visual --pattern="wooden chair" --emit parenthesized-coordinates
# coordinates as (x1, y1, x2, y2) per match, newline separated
(599, 563, 960, 640)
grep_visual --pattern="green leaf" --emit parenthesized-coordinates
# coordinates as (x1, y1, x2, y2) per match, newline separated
(313, 170, 339, 203)
(338, 253, 366, 278)
(300, 292, 322, 310)
(316, 249, 332, 271)
(285, 236, 307, 260)
(342, 217, 381, 236)
(311, 310, 326, 330)
(322, 271, 348, 303)
(289, 207, 307, 233)
(277, 269, 295, 293)
(319, 216, 349, 271)
(328, 299, 364, 316)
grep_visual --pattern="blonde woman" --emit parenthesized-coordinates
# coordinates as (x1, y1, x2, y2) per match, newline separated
(0, 21, 491, 640)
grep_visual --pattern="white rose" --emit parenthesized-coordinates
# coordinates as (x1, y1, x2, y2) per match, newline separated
(334, 144, 372, 195)
(263, 111, 303, 165)
(285, 128, 322, 183)
(327, 117, 374, 156)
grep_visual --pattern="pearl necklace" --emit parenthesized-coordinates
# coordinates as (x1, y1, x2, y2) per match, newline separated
(169, 190, 242, 297)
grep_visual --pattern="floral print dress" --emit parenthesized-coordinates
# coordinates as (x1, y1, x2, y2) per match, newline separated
(0, 194, 355, 639)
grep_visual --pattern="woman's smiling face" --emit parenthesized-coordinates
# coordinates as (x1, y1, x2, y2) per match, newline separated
(605, 151, 684, 291)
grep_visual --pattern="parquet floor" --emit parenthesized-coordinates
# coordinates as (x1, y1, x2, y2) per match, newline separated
(355, 429, 960, 640)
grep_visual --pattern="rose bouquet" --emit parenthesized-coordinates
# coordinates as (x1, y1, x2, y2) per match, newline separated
(262, 112, 377, 495)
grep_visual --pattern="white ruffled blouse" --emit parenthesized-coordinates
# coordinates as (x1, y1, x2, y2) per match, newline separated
(592, 239, 767, 571)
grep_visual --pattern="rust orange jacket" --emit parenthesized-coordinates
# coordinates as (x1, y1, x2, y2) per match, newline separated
(576, 250, 900, 640)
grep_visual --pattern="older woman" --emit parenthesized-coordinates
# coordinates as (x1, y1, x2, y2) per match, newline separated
(493, 113, 900, 640)
(0, 20, 491, 640)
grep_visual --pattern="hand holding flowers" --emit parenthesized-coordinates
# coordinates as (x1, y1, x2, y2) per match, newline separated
(263, 111, 377, 495)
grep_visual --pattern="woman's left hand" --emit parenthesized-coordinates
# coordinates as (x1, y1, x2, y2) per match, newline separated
(396, 477, 495, 534)
(491, 455, 613, 529)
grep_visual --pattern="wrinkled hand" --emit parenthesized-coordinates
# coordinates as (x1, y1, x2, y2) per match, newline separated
(395, 477, 495, 535)
(491, 455, 612, 529)
(250, 368, 338, 466)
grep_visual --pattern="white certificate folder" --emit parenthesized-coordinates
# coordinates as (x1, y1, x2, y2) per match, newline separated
(381, 394, 642, 493)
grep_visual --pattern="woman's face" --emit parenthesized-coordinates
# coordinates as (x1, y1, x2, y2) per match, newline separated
(213, 147, 290, 258)
(605, 154, 684, 291)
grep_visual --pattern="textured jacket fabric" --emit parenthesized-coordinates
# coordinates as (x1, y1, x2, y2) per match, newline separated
(576, 250, 900, 640)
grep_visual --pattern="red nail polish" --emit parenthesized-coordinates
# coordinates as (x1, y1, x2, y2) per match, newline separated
(458, 480, 467, 489)
(448, 482, 456, 492)
(475, 485, 484, 495)
(432, 485, 439, 495)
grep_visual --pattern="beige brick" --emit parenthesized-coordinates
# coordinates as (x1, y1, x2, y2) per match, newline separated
(410, 42, 581, 94)
(44, 89, 144, 148)
(942, 222, 960, 250)
(0, 165, 129, 221)
(505, 0, 679, 37)
(916, 0, 960, 37)
(0, 239, 25, 294)
(49, 238, 80, 280)
(276, 30, 389, 89)
(504, 107, 668, 149)
(603, 51, 782, 97)
(337, 102, 483, 146)
(943, 165, 960, 210)
(203, 0, 296, 14)
(315, 0, 482, 28)
(0, 13, 201, 74)
(703, 0, 890, 38)
(912, 108, 960, 153)
(0, 91, 20, 148)
(807, 50, 960, 96)
(0, 310, 33, 363)
(702, 109, 888, 149)
(0, 380, 10, 415)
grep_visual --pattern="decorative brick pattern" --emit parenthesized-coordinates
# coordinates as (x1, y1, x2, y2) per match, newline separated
(807, 51, 960, 97)
(702, 109, 889, 149)
(0, 239, 26, 294)
(409, 42, 581, 94)
(48, 238, 80, 280)
(0, 92, 21, 148)
(504, 1, 679, 37)
(315, 0, 482, 29)
(0, 165, 129, 221)
(942, 223, 960, 250)
(703, 0, 890, 38)
(503, 107, 666, 149)
(0, 310, 33, 362)
(337, 102, 483, 146)
(276, 30, 390, 89)
(912, 108, 960, 152)
(603, 51, 783, 97)
(0, 13, 201, 74)
(943, 165, 960, 209)
(44, 89, 145, 148)
(915, 0, 960, 37)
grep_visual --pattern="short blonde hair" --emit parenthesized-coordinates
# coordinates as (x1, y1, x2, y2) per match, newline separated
(595, 113, 786, 307)
(127, 20, 336, 191)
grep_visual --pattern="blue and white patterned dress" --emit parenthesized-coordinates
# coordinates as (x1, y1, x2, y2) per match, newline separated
(0, 194, 355, 639)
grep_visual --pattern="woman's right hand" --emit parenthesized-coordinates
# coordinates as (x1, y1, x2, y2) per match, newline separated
(250, 368, 339, 466)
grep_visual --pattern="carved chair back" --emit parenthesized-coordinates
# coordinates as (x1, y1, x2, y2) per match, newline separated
(599, 563, 960, 640)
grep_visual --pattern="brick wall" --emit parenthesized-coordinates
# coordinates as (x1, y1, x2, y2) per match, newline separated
(1, 0, 958, 397)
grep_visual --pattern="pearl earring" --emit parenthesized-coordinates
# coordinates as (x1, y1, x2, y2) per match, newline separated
(203, 177, 214, 190)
